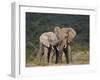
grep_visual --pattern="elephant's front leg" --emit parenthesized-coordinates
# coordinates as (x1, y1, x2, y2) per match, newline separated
(43, 47, 49, 65)
(55, 47, 63, 64)
(53, 46, 59, 64)
(47, 46, 52, 63)
(58, 51, 63, 64)
(68, 45, 72, 63)
(63, 47, 69, 64)
(63, 45, 72, 64)
(38, 44, 44, 65)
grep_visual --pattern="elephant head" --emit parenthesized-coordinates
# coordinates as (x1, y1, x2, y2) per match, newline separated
(54, 26, 77, 63)
(40, 32, 59, 47)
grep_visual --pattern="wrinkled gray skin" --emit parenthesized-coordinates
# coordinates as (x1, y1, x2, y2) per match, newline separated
(39, 27, 76, 64)
(39, 32, 59, 64)
(54, 26, 76, 64)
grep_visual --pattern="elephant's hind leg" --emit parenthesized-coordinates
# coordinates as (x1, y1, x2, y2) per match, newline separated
(53, 46, 59, 64)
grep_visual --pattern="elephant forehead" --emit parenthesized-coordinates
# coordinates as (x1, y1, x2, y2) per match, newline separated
(40, 34, 50, 47)
(58, 30, 66, 39)
(61, 28, 69, 34)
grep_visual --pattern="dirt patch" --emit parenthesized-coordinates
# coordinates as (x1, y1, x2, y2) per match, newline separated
(26, 51, 89, 67)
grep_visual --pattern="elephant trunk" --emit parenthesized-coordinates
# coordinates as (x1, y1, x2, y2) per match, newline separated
(57, 41, 65, 63)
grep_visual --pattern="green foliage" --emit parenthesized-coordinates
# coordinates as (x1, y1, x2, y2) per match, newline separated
(72, 41, 89, 52)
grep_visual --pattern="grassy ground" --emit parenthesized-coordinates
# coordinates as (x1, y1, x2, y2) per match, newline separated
(26, 42, 89, 67)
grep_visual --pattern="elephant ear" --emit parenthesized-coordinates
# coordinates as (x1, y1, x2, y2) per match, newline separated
(67, 28, 76, 43)
(40, 33, 50, 48)
(54, 26, 60, 36)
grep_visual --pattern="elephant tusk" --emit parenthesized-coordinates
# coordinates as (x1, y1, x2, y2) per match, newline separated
(57, 47, 60, 51)
(64, 44, 68, 48)
(52, 46, 54, 50)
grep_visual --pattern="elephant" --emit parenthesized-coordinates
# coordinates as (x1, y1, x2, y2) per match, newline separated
(54, 26, 76, 64)
(39, 32, 59, 64)
(38, 26, 76, 65)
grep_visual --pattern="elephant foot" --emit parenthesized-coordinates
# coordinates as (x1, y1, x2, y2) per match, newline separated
(55, 60, 59, 64)
(48, 62, 52, 65)
(55, 62, 58, 64)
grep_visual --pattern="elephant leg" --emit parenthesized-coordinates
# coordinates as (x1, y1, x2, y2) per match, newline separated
(38, 42, 44, 64)
(58, 51, 63, 63)
(53, 46, 63, 64)
(51, 48, 56, 63)
(68, 45, 72, 63)
(39, 47, 44, 64)
(55, 51, 59, 64)
(55, 48, 63, 64)
(39, 51, 44, 64)
(63, 45, 72, 64)
(43, 47, 49, 65)
(63, 47, 69, 64)
(53, 46, 59, 64)
(47, 46, 52, 63)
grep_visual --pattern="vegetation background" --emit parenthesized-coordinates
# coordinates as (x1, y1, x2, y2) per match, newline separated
(26, 12, 89, 67)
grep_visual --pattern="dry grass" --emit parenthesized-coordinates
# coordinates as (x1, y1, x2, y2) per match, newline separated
(26, 50, 89, 67)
